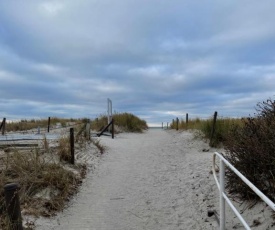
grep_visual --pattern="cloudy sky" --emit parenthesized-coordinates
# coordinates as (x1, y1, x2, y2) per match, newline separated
(1, 1, 275, 126)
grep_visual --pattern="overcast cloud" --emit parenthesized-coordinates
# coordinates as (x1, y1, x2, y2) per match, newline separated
(1, 0, 275, 126)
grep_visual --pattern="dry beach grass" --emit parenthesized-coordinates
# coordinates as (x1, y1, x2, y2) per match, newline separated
(0, 127, 103, 229)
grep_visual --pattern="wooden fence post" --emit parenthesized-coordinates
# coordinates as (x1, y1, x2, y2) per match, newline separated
(1, 118, 6, 135)
(47, 117, 51, 133)
(210, 111, 218, 146)
(186, 113, 188, 128)
(70, 128, 75, 164)
(85, 120, 91, 140)
(4, 183, 23, 230)
(176, 117, 179, 131)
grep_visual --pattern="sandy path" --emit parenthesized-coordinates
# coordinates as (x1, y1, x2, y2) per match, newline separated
(35, 129, 274, 229)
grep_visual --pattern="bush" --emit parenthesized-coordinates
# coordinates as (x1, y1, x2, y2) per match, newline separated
(224, 99, 275, 201)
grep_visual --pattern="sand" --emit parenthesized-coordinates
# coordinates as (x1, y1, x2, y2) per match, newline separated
(32, 129, 274, 229)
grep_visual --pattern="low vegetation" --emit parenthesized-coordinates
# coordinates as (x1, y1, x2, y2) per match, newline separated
(0, 149, 86, 229)
(0, 120, 101, 229)
(224, 99, 275, 202)
(91, 112, 148, 133)
(171, 116, 244, 147)
(4, 117, 86, 132)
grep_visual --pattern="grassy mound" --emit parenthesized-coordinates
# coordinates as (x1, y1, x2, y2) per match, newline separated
(91, 112, 148, 133)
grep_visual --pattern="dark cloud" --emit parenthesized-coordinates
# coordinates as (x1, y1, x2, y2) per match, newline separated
(1, 1, 275, 126)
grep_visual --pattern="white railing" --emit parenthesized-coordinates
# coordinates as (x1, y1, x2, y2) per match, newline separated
(213, 152, 275, 230)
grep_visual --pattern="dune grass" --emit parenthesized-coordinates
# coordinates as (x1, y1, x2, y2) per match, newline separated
(0, 120, 103, 229)
(171, 116, 244, 147)
(4, 117, 86, 132)
(0, 148, 86, 229)
(91, 112, 148, 133)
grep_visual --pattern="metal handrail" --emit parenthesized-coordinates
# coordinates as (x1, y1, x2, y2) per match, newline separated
(213, 152, 275, 230)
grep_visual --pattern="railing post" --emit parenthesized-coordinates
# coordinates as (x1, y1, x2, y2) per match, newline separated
(220, 159, 225, 230)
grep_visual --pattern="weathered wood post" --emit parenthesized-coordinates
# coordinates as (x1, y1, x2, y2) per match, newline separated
(47, 117, 51, 133)
(176, 117, 179, 131)
(1, 118, 6, 135)
(85, 120, 91, 140)
(186, 113, 188, 128)
(4, 183, 23, 230)
(70, 128, 75, 164)
(210, 111, 218, 147)
(112, 119, 114, 139)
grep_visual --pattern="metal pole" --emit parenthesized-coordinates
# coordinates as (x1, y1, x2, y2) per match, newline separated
(220, 159, 225, 230)
(112, 119, 114, 139)
(110, 99, 112, 119)
(107, 99, 109, 125)
(70, 128, 75, 164)
(4, 183, 23, 230)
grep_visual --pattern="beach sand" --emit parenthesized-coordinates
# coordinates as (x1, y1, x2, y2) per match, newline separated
(32, 129, 274, 229)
